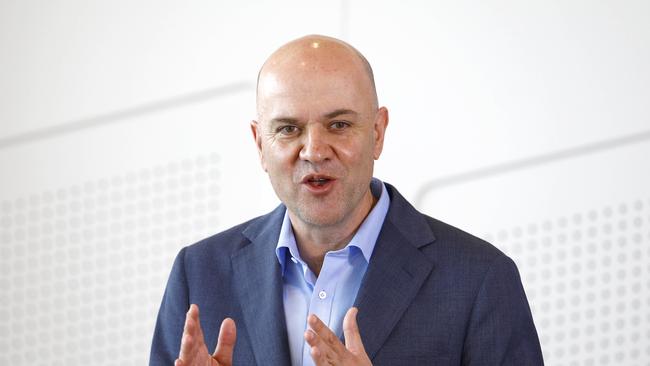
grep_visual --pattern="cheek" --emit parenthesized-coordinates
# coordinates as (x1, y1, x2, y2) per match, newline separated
(338, 142, 375, 171)
(265, 145, 298, 174)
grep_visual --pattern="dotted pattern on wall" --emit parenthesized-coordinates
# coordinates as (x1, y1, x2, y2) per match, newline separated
(0, 153, 220, 366)
(483, 199, 650, 366)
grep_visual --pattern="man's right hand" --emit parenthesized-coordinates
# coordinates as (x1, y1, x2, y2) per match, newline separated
(175, 304, 237, 366)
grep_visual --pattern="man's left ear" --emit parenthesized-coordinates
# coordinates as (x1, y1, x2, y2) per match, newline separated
(373, 107, 389, 160)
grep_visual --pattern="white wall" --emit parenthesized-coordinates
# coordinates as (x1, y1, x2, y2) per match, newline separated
(1, 1, 648, 365)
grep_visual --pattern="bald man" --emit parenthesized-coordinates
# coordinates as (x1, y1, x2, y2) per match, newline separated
(150, 35, 544, 366)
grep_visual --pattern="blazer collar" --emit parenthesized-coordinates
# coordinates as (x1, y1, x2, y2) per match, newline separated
(382, 182, 436, 248)
(233, 205, 291, 365)
(353, 183, 437, 360)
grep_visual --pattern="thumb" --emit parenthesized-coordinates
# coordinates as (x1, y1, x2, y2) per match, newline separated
(213, 318, 237, 366)
(343, 307, 366, 355)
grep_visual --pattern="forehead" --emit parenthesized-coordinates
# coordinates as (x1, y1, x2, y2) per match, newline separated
(257, 61, 373, 120)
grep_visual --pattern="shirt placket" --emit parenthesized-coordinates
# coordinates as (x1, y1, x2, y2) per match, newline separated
(301, 251, 346, 366)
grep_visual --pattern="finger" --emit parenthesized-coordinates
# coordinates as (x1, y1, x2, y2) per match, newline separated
(304, 315, 337, 365)
(304, 328, 330, 366)
(179, 331, 197, 362)
(179, 304, 205, 361)
(188, 304, 207, 341)
(343, 307, 367, 354)
(213, 318, 237, 366)
(307, 314, 347, 354)
(179, 307, 196, 360)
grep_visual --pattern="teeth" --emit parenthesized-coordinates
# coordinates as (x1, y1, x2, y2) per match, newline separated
(307, 177, 329, 186)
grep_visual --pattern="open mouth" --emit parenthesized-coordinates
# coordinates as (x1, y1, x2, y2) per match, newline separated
(301, 174, 336, 191)
(307, 177, 331, 187)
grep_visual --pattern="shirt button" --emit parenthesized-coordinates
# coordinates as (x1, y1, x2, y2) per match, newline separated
(318, 290, 327, 299)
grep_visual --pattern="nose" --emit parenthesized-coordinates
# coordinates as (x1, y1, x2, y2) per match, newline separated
(299, 125, 333, 163)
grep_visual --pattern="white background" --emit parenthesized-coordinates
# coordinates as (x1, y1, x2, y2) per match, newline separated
(1, 1, 648, 365)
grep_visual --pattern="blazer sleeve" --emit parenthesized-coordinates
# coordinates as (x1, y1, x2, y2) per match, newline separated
(149, 248, 190, 366)
(462, 255, 545, 365)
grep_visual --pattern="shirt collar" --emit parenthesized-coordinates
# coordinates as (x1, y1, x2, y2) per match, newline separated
(275, 177, 390, 275)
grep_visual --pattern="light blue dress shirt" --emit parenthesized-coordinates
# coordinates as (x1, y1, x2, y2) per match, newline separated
(275, 178, 390, 366)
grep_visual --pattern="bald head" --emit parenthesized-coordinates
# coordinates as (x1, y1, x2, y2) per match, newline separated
(256, 35, 378, 118)
(250, 35, 389, 233)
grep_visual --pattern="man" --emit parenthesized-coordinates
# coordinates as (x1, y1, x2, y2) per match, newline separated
(150, 35, 544, 365)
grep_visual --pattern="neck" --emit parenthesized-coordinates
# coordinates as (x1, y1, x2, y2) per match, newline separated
(290, 189, 377, 276)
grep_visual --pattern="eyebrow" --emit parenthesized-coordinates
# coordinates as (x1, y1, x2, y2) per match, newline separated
(324, 109, 358, 119)
(268, 109, 359, 125)
(269, 117, 299, 125)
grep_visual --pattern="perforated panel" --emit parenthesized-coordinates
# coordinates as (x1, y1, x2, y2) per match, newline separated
(483, 200, 650, 365)
(0, 153, 220, 365)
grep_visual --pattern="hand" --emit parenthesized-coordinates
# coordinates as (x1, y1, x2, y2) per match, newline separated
(175, 304, 237, 366)
(304, 307, 372, 366)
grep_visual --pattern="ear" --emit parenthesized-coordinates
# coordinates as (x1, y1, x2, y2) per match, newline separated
(250, 120, 267, 172)
(372, 107, 389, 160)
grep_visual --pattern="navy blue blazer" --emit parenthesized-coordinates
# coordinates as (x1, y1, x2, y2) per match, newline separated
(150, 183, 544, 365)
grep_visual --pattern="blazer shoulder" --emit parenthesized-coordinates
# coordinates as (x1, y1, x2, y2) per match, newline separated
(422, 213, 509, 267)
(383, 182, 508, 268)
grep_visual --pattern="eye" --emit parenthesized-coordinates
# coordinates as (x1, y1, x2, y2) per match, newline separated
(330, 121, 350, 130)
(277, 125, 298, 135)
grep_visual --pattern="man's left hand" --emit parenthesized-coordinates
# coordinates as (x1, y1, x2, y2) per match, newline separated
(304, 307, 372, 366)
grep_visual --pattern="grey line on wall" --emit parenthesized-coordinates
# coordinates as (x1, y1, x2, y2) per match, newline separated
(414, 128, 650, 207)
(0, 81, 253, 150)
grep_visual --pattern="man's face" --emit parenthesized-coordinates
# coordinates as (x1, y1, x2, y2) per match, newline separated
(252, 48, 388, 229)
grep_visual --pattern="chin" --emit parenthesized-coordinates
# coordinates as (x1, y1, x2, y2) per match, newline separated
(293, 205, 344, 228)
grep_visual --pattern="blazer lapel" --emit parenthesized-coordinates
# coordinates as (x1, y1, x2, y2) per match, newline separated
(231, 206, 292, 366)
(353, 184, 436, 360)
